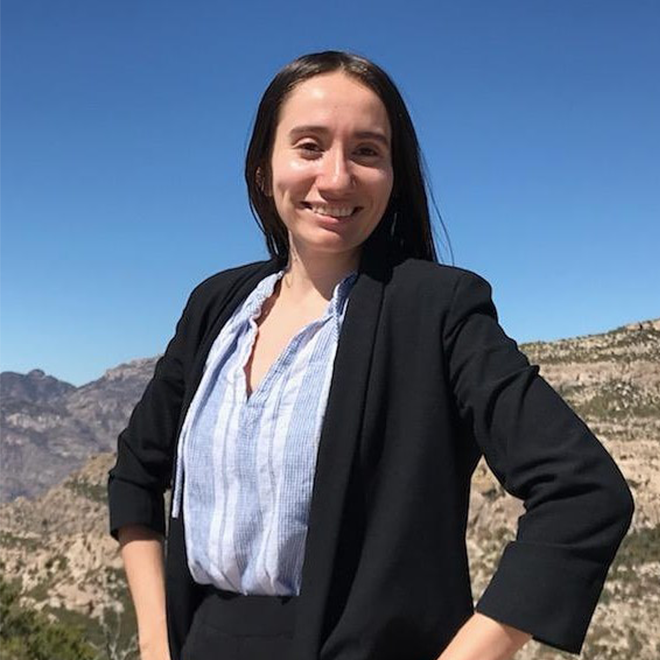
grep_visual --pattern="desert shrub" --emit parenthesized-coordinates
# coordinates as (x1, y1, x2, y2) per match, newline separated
(0, 576, 95, 660)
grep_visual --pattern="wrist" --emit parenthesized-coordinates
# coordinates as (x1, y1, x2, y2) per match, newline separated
(437, 612, 532, 660)
(137, 616, 168, 650)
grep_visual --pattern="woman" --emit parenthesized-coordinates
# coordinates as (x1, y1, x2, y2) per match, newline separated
(108, 51, 634, 660)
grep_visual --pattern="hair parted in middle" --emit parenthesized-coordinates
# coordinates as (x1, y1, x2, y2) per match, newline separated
(245, 50, 450, 266)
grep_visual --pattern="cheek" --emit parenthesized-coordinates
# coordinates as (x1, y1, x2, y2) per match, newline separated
(371, 171, 394, 210)
(271, 157, 315, 199)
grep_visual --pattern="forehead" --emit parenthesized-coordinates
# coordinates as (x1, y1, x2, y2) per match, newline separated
(276, 72, 391, 138)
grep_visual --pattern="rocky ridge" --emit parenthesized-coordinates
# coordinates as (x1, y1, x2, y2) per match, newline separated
(0, 359, 157, 502)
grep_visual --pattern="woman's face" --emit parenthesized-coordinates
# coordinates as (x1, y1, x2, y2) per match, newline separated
(267, 71, 394, 263)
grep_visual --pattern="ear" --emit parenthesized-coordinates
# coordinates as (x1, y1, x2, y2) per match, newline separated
(255, 167, 272, 196)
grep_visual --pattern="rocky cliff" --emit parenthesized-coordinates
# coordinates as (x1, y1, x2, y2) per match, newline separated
(0, 360, 156, 502)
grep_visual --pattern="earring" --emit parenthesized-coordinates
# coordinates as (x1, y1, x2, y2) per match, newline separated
(256, 168, 271, 196)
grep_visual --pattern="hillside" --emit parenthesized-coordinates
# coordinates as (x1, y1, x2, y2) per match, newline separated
(0, 360, 156, 502)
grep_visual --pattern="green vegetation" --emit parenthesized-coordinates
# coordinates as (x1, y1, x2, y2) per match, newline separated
(581, 622, 623, 660)
(64, 478, 108, 504)
(606, 326, 660, 354)
(45, 554, 69, 571)
(93, 569, 138, 656)
(521, 325, 660, 366)
(545, 379, 660, 421)
(579, 381, 659, 419)
(611, 525, 660, 570)
(0, 576, 95, 660)
(0, 567, 139, 660)
(0, 531, 41, 552)
(25, 580, 51, 602)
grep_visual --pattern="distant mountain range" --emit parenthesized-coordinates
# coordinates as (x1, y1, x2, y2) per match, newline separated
(0, 360, 156, 502)
(0, 318, 659, 659)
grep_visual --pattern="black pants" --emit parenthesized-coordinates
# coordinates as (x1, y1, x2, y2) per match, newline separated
(181, 587, 297, 660)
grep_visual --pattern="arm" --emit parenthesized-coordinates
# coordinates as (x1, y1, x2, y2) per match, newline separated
(437, 613, 532, 660)
(118, 525, 171, 660)
(443, 271, 635, 655)
(108, 280, 205, 537)
(107, 305, 190, 538)
(107, 290, 201, 657)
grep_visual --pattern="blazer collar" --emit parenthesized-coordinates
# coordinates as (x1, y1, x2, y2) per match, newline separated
(180, 257, 284, 424)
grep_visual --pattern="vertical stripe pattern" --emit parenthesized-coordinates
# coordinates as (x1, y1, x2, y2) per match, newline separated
(172, 268, 357, 596)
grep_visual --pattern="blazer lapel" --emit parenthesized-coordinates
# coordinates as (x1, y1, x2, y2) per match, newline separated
(167, 257, 285, 659)
(179, 257, 284, 430)
(291, 245, 389, 660)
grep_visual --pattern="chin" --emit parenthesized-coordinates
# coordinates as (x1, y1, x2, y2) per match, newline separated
(291, 234, 361, 258)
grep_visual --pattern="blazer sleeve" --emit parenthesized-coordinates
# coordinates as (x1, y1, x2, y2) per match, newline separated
(443, 270, 635, 655)
(107, 288, 199, 540)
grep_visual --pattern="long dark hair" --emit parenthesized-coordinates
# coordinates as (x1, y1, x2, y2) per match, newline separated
(245, 50, 451, 266)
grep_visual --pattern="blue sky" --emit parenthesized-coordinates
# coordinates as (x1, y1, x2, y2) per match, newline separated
(2, 0, 659, 386)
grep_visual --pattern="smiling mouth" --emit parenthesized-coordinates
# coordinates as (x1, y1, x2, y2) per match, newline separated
(302, 202, 361, 219)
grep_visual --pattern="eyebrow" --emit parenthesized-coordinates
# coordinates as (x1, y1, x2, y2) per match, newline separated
(288, 125, 391, 148)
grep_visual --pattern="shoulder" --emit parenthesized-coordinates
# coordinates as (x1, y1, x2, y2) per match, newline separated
(388, 258, 493, 302)
(185, 258, 277, 309)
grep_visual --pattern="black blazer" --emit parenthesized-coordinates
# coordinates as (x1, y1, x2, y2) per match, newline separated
(108, 245, 634, 660)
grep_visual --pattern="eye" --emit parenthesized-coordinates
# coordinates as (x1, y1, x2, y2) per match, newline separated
(354, 145, 381, 158)
(296, 142, 322, 157)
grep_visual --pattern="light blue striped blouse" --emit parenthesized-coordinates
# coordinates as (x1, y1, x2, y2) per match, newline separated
(171, 268, 358, 596)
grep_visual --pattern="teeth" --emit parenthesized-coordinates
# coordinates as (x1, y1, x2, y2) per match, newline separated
(309, 205, 355, 217)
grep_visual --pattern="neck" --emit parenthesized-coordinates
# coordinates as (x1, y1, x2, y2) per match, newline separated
(280, 242, 360, 303)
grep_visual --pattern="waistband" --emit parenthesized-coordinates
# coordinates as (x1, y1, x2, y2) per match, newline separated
(197, 585, 298, 636)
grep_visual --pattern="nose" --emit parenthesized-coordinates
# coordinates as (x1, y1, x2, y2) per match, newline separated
(317, 146, 354, 194)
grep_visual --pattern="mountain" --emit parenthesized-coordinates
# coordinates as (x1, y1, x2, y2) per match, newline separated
(0, 359, 157, 502)
(0, 318, 658, 659)
(0, 368, 76, 402)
